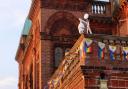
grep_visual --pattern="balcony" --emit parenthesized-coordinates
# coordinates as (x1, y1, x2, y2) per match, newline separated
(41, 1, 112, 17)
(48, 34, 128, 89)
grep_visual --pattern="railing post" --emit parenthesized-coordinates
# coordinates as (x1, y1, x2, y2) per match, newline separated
(89, 1, 112, 16)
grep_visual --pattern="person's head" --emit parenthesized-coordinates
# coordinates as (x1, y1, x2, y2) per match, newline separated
(84, 13, 89, 19)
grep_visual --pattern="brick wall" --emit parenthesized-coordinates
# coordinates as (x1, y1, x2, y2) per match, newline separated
(119, 2, 128, 36)
(41, 40, 54, 88)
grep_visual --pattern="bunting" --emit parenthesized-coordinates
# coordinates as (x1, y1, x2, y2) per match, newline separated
(84, 38, 93, 53)
(79, 38, 128, 62)
(109, 45, 117, 61)
(98, 42, 105, 60)
(79, 38, 93, 60)
(85, 38, 93, 47)
(122, 47, 128, 60)
(85, 46, 92, 53)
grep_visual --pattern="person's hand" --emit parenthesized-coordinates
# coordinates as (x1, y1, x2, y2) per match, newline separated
(79, 18, 82, 21)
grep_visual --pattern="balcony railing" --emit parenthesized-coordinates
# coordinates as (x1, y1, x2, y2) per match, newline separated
(92, 2, 106, 14)
(41, 1, 112, 17)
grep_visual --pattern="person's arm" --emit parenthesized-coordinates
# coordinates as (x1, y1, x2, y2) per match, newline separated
(79, 18, 86, 23)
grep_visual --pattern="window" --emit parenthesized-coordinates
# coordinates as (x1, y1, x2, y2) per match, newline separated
(54, 44, 72, 69)
(55, 47, 63, 67)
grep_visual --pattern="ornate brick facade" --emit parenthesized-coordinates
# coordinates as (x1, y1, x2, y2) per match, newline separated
(15, 0, 128, 89)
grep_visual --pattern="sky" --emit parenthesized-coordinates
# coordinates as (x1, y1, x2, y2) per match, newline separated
(0, 0, 31, 89)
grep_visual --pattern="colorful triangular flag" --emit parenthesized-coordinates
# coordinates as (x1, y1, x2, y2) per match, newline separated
(122, 46, 128, 60)
(85, 38, 93, 47)
(109, 45, 117, 61)
(98, 42, 105, 60)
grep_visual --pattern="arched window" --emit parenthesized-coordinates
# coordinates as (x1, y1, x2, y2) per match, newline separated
(55, 47, 63, 67)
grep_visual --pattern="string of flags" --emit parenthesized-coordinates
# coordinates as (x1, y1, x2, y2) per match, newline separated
(80, 38, 128, 61)
(109, 45, 117, 61)
(80, 38, 92, 60)
(123, 47, 128, 60)
(98, 42, 105, 60)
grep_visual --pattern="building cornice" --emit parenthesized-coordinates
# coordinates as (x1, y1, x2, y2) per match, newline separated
(15, 0, 40, 63)
(28, 0, 40, 20)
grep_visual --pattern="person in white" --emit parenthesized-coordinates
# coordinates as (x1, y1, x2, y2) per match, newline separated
(78, 13, 92, 34)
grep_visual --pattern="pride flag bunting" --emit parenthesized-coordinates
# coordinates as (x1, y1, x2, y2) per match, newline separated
(85, 38, 93, 47)
(122, 47, 128, 60)
(98, 42, 105, 59)
(85, 46, 92, 53)
(109, 45, 117, 61)
(79, 38, 128, 62)
(85, 38, 93, 53)
(79, 38, 93, 60)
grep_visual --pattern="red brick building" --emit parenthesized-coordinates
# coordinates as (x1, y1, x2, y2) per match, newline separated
(15, 0, 128, 89)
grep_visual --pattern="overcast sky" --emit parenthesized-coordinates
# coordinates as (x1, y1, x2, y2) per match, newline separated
(0, 0, 31, 89)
